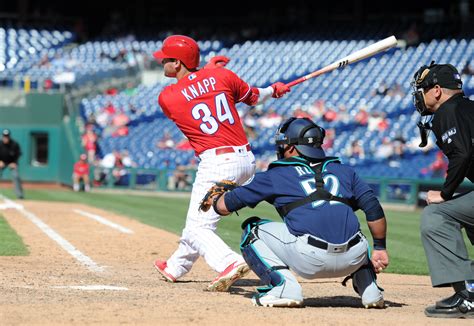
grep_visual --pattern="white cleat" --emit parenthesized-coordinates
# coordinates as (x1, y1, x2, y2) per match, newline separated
(252, 294, 304, 308)
(364, 298, 385, 309)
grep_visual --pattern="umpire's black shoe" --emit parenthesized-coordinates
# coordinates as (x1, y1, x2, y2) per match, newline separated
(425, 291, 474, 319)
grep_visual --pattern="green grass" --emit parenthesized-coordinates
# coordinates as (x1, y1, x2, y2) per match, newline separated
(0, 214, 29, 256)
(1, 188, 473, 275)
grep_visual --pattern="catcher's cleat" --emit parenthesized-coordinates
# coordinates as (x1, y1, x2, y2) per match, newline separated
(425, 292, 474, 319)
(252, 294, 304, 308)
(207, 261, 250, 292)
(364, 298, 385, 309)
(154, 259, 177, 283)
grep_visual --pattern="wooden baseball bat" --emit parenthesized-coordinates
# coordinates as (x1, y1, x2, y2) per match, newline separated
(285, 35, 398, 88)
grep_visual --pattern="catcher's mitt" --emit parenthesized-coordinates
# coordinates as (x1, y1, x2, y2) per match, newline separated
(199, 180, 237, 212)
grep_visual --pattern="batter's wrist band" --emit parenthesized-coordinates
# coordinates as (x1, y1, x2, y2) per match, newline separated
(256, 86, 274, 104)
(373, 238, 386, 250)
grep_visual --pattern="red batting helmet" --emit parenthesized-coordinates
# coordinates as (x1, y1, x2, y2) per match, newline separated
(153, 35, 200, 69)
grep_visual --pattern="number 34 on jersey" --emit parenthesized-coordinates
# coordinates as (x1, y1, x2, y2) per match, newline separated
(192, 93, 235, 134)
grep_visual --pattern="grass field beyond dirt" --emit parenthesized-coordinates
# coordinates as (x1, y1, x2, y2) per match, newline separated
(1, 188, 473, 275)
(0, 214, 29, 256)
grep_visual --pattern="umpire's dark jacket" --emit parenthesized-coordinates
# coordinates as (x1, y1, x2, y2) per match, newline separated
(431, 93, 474, 200)
(0, 138, 22, 165)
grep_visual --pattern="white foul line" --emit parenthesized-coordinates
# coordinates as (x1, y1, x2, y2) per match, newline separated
(73, 209, 134, 234)
(53, 285, 128, 291)
(0, 195, 105, 273)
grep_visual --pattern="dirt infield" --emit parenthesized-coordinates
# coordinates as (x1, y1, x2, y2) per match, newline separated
(0, 200, 470, 325)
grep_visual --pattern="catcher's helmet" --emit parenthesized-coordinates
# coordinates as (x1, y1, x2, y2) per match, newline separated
(153, 35, 200, 69)
(275, 117, 326, 160)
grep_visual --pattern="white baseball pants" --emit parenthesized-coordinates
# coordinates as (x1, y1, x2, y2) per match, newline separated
(165, 144, 256, 279)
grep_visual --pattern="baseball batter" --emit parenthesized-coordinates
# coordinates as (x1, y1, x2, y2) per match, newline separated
(152, 35, 290, 291)
(208, 117, 389, 307)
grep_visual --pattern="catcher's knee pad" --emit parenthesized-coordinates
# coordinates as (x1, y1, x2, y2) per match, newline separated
(241, 216, 265, 230)
(240, 218, 285, 289)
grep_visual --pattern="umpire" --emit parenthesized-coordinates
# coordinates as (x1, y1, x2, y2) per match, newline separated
(0, 129, 24, 199)
(412, 62, 474, 318)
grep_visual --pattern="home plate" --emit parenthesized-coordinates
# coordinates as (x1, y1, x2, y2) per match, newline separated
(53, 285, 128, 291)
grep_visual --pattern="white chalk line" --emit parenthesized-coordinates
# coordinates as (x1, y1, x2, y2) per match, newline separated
(73, 209, 134, 234)
(52, 285, 128, 291)
(0, 195, 105, 273)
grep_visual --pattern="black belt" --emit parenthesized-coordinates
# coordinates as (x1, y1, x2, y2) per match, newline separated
(307, 233, 363, 253)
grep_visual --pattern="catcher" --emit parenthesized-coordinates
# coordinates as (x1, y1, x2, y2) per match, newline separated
(200, 117, 389, 307)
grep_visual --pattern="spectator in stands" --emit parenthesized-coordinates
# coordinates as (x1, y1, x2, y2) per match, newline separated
(172, 165, 191, 190)
(156, 132, 175, 149)
(258, 107, 282, 129)
(81, 125, 98, 163)
(337, 104, 351, 124)
(373, 137, 394, 160)
(392, 134, 407, 159)
(345, 140, 366, 159)
(176, 136, 193, 151)
(133, 48, 148, 71)
(309, 99, 325, 120)
(0, 129, 24, 199)
(322, 106, 338, 123)
(292, 107, 312, 119)
(123, 82, 138, 96)
(373, 82, 389, 96)
(243, 106, 261, 140)
(72, 154, 90, 192)
(461, 60, 474, 77)
(95, 150, 122, 185)
(402, 22, 420, 48)
(114, 150, 136, 186)
(421, 151, 448, 178)
(105, 87, 119, 96)
(355, 106, 369, 126)
(368, 112, 389, 133)
(43, 79, 54, 91)
(387, 83, 405, 98)
(37, 54, 51, 67)
(322, 128, 335, 151)
(255, 156, 273, 172)
(120, 150, 135, 168)
(111, 109, 130, 137)
(96, 102, 116, 129)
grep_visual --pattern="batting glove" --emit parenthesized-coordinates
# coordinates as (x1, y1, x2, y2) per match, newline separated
(271, 82, 291, 98)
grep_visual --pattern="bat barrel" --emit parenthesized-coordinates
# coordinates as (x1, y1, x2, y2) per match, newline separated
(284, 36, 398, 89)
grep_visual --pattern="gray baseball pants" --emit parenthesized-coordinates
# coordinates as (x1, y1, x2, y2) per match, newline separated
(420, 190, 474, 287)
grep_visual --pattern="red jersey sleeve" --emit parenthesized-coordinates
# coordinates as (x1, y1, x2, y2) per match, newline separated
(158, 92, 171, 118)
(220, 69, 251, 103)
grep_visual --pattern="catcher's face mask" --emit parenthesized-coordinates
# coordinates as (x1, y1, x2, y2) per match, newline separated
(275, 117, 325, 160)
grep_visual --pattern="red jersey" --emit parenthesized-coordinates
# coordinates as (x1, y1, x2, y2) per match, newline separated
(158, 68, 251, 155)
(73, 161, 90, 176)
(82, 133, 97, 151)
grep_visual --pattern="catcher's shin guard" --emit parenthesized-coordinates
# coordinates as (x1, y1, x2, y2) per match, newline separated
(240, 217, 287, 291)
(344, 261, 384, 308)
